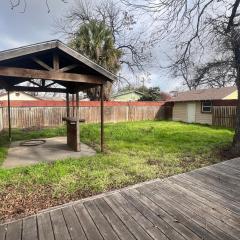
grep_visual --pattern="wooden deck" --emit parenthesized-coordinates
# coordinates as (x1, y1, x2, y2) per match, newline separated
(1, 158, 240, 240)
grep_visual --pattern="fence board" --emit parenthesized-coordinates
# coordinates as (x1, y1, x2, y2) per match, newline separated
(212, 106, 237, 128)
(0, 108, 3, 131)
(0, 105, 167, 129)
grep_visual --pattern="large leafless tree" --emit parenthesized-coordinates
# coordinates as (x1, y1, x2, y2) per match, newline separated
(55, 0, 157, 74)
(124, 0, 240, 155)
(172, 58, 236, 90)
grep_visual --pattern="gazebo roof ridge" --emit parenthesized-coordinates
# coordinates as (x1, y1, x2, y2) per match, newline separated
(0, 39, 117, 82)
(0, 39, 58, 55)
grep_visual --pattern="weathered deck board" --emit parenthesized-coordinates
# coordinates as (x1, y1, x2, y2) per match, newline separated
(5, 220, 22, 240)
(121, 190, 186, 240)
(138, 185, 220, 240)
(22, 216, 38, 240)
(1, 158, 240, 240)
(170, 174, 240, 212)
(37, 212, 55, 240)
(109, 193, 168, 240)
(178, 174, 240, 209)
(0, 225, 6, 240)
(140, 181, 234, 239)
(84, 201, 119, 240)
(126, 188, 202, 240)
(94, 198, 136, 240)
(50, 209, 71, 240)
(168, 178, 240, 226)
(74, 203, 103, 240)
(61, 206, 87, 240)
(153, 182, 240, 240)
(104, 195, 153, 240)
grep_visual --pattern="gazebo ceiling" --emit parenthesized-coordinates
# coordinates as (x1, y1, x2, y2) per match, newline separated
(0, 40, 116, 94)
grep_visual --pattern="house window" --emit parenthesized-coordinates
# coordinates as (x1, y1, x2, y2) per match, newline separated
(202, 101, 212, 113)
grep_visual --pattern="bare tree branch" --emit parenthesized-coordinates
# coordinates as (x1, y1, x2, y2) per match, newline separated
(227, 0, 240, 32)
(9, 0, 67, 13)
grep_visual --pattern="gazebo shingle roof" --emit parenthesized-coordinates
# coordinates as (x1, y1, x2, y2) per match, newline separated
(0, 40, 116, 94)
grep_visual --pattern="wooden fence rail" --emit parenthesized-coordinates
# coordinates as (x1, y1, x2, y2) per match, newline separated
(0, 104, 169, 130)
(212, 106, 237, 128)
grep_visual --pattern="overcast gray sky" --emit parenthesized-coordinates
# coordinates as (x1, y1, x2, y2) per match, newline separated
(0, 0, 181, 92)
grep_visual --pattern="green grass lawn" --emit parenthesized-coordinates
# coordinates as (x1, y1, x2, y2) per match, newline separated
(0, 120, 234, 222)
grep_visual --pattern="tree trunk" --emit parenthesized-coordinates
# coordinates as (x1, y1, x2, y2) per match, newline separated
(87, 82, 112, 101)
(232, 79, 240, 155)
(231, 33, 240, 155)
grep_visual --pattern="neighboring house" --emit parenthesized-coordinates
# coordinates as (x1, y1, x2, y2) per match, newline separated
(169, 86, 238, 125)
(112, 90, 145, 101)
(0, 91, 41, 101)
(40, 96, 66, 101)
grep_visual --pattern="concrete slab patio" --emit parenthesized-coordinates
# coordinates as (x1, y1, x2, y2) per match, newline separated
(2, 136, 96, 168)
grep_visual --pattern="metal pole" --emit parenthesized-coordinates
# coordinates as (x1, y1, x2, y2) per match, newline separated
(100, 85, 104, 152)
(7, 91, 12, 142)
(66, 92, 70, 117)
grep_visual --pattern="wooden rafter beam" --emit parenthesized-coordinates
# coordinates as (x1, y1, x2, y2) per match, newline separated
(53, 53, 59, 70)
(29, 79, 42, 87)
(45, 81, 56, 88)
(0, 67, 105, 84)
(8, 86, 67, 93)
(60, 64, 79, 72)
(32, 57, 53, 71)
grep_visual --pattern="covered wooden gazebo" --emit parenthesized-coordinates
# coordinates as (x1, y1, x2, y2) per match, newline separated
(0, 40, 116, 152)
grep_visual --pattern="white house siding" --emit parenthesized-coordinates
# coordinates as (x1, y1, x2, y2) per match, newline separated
(0, 92, 38, 101)
(172, 102, 188, 122)
(173, 101, 213, 125)
(195, 102, 212, 125)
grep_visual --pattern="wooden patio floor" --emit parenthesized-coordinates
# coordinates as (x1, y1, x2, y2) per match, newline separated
(1, 158, 240, 240)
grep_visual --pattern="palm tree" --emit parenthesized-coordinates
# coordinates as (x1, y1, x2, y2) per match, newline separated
(70, 20, 122, 74)
(69, 20, 121, 100)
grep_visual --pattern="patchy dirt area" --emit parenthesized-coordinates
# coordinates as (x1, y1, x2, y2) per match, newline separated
(0, 184, 99, 224)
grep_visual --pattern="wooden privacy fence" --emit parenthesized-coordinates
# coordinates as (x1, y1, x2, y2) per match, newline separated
(212, 106, 237, 128)
(0, 101, 170, 129)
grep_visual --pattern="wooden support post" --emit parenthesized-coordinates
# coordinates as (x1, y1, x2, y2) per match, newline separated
(76, 91, 80, 119)
(7, 91, 11, 142)
(76, 91, 80, 151)
(100, 85, 104, 152)
(72, 93, 75, 117)
(66, 92, 70, 117)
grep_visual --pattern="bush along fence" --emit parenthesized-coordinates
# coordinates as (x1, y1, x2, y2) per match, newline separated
(0, 101, 172, 130)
